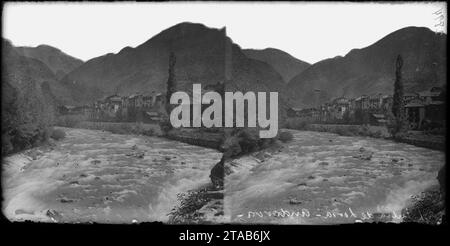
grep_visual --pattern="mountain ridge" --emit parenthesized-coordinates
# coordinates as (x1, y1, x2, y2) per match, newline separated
(60, 22, 288, 105)
(287, 26, 446, 108)
(15, 44, 83, 79)
(243, 47, 310, 83)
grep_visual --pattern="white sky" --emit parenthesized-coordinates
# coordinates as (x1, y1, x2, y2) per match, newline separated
(2, 2, 447, 64)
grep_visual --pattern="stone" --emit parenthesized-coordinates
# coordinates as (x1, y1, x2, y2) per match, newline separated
(46, 209, 63, 222)
(59, 198, 75, 203)
(289, 198, 302, 205)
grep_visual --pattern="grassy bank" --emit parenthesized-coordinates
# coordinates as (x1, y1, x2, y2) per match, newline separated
(402, 185, 445, 224)
(168, 183, 224, 224)
(285, 118, 389, 138)
(56, 115, 162, 137)
(285, 117, 445, 151)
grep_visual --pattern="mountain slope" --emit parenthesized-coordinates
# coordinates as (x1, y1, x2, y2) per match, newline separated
(60, 22, 287, 105)
(287, 26, 446, 108)
(243, 48, 310, 83)
(2, 40, 60, 154)
(15, 44, 83, 79)
(3, 40, 76, 106)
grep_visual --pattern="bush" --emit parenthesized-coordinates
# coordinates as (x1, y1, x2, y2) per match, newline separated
(236, 128, 260, 154)
(278, 131, 294, 143)
(142, 128, 155, 136)
(50, 128, 66, 140)
(285, 118, 309, 130)
(56, 115, 83, 128)
(221, 128, 270, 158)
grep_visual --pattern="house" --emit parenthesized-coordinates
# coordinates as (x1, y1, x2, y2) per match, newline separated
(403, 92, 419, 103)
(405, 98, 426, 129)
(368, 93, 384, 110)
(57, 105, 86, 115)
(287, 107, 303, 118)
(354, 95, 370, 110)
(370, 113, 388, 126)
(331, 97, 350, 119)
(381, 95, 393, 112)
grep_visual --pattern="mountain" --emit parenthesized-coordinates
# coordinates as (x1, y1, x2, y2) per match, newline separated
(60, 22, 287, 105)
(15, 44, 83, 79)
(2, 40, 62, 154)
(3, 40, 76, 106)
(243, 48, 310, 83)
(287, 26, 446, 108)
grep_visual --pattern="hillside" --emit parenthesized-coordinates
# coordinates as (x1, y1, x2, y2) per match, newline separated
(2, 40, 60, 154)
(60, 22, 288, 105)
(16, 44, 83, 79)
(243, 48, 310, 83)
(287, 26, 446, 108)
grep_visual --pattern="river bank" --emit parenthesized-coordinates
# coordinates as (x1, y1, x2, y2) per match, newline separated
(285, 121, 445, 151)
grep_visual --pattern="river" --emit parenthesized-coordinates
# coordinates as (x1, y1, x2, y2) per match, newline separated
(3, 128, 444, 224)
(2, 127, 222, 223)
(224, 129, 444, 224)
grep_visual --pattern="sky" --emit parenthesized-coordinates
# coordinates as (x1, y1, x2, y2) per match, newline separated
(2, 2, 447, 64)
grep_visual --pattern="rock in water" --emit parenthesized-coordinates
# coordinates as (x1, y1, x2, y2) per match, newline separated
(46, 209, 62, 222)
(438, 165, 445, 197)
(210, 159, 225, 189)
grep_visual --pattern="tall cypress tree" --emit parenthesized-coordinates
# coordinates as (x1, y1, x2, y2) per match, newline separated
(390, 54, 408, 138)
(159, 52, 177, 133)
(165, 52, 176, 115)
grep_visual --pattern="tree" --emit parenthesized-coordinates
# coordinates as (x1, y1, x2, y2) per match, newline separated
(160, 52, 177, 133)
(388, 55, 408, 139)
(165, 52, 177, 114)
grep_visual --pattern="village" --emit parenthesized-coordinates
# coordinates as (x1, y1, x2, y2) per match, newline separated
(57, 85, 446, 132)
(287, 86, 446, 130)
(58, 91, 167, 123)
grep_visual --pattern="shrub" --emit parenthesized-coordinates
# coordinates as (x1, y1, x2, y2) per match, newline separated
(236, 128, 260, 154)
(285, 118, 309, 130)
(50, 128, 66, 140)
(278, 131, 293, 143)
(142, 128, 155, 136)
(56, 115, 83, 128)
(357, 125, 370, 136)
(221, 128, 271, 158)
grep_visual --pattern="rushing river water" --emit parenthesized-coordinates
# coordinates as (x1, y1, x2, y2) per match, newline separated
(2, 128, 445, 224)
(2, 127, 221, 223)
(225, 129, 445, 224)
